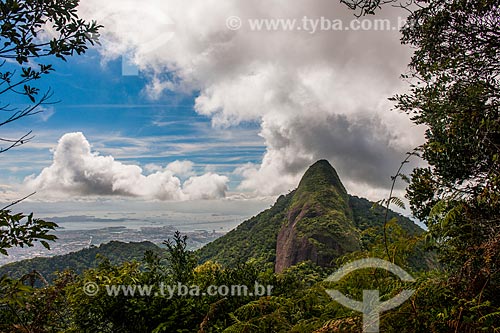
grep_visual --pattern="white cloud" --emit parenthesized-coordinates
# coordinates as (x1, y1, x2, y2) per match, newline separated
(143, 163, 164, 173)
(0, 184, 18, 202)
(37, 106, 56, 122)
(166, 160, 195, 177)
(24, 132, 228, 201)
(183, 173, 229, 200)
(77, 0, 426, 198)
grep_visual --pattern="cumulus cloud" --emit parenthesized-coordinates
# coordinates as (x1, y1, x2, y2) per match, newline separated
(78, 0, 426, 199)
(24, 133, 228, 200)
(0, 184, 18, 202)
(144, 161, 194, 176)
(166, 160, 195, 177)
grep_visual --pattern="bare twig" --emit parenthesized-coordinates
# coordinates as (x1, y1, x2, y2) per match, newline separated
(383, 150, 418, 262)
(1, 192, 36, 211)
(0, 131, 34, 154)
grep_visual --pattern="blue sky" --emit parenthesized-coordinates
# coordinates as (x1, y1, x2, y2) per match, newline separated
(1, 0, 428, 219)
(1, 49, 265, 191)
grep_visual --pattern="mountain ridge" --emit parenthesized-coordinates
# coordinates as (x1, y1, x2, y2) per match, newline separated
(0, 160, 425, 279)
(275, 160, 360, 272)
(198, 160, 423, 271)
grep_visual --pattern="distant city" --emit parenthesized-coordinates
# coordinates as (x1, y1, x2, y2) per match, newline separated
(0, 219, 238, 266)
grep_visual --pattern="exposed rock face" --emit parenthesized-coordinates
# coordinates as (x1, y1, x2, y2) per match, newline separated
(198, 159, 422, 271)
(275, 160, 361, 273)
(275, 206, 320, 273)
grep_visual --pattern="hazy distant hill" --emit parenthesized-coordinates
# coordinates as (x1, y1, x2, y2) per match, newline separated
(198, 160, 423, 271)
(0, 241, 163, 282)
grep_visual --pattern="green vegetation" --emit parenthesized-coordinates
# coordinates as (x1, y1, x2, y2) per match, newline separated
(0, 241, 163, 283)
(199, 160, 423, 271)
(281, 160, 361, 270)
(0, 211, 58, 256)
(0, 153, 495, 331)
(0, 0, 498, 331)
(0, 161, 434, 332)
(0, 222, 447, 332)
(349, 196, 421, 237)
(197, 191, 293, 268)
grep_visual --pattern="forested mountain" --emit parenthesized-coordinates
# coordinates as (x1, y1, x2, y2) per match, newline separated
(1, 161, 425, 283)
(198, 160, 423, 269)
(1, 161, 423, 282)
(0, 241, 162, 282)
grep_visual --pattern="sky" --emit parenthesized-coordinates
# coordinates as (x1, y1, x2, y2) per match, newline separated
(0, 0, 427, 220)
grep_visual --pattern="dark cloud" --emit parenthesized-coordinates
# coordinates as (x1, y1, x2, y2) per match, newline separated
(76, 0, 425, 199)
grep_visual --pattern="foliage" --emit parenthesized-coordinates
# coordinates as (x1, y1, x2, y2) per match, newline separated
(396, 0, 499, 227)
(163, 231, 198, 283)
(0, 3, 95, 322)
(0, 0, 101, 258)
(0, 222, 471, 333)
(0, 209, 57, 255)
(198, 161, 424, 271)
(197, 191, 293, 268)
(1, 0, 498, 329)
(0, 271, 75, 333)
(59, 235, 273, 333)
(374, 0, 500, 330)
(349, 195, 422, 240)
(0, 241, 163, 283)
(339, 0, 500, 330)
(0, 0, 101, 151)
